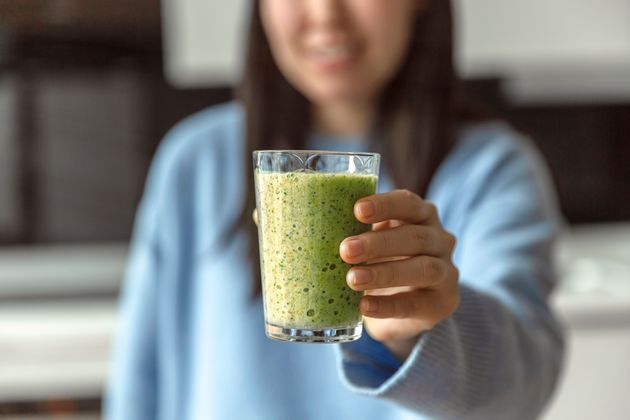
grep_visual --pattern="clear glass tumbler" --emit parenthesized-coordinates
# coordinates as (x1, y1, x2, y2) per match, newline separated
(253, 150, 380, 343)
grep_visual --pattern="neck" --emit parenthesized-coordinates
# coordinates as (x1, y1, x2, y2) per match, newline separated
(313, 101, 375, 138)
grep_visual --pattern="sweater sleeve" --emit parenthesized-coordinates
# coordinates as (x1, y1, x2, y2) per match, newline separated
(103, 170, 162, 420)
(103, 122, 192, 420)
(338, 128, 565, 419)
(103, 103, 242, 420)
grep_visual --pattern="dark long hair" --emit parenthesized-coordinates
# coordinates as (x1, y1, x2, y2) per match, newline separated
(237, 0, 478, 296)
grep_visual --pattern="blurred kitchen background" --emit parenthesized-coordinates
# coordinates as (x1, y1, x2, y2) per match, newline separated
(0, 0, 629, 418)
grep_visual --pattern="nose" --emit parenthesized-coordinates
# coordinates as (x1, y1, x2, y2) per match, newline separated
(305, 0, 347, 29)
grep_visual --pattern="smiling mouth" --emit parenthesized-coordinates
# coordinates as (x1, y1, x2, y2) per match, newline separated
(313, 44, 353, 58)
(308, 43, 360, 71)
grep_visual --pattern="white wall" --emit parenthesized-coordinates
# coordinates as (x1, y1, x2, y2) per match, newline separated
(454, 0, 630, 76)
(161, 0, 249, 87)
(162, 0, 630, 94)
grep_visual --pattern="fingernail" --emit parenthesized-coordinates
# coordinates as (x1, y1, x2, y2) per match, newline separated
(362, 298, 378, 312)
(348, 268, 371, 287)
(356, 201, 375, 218)
(342, 238, 364, 258)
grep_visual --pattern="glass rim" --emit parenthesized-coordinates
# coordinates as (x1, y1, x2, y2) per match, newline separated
(253, 150, 380, 158)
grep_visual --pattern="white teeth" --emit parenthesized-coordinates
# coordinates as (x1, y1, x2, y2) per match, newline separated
(314, 45, 352, 59)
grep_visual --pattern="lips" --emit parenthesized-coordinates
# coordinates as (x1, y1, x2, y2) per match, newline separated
(312, 44, 354, 59)
(307, 42, 360, 72)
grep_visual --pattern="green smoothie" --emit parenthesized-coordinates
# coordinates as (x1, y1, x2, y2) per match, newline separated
(255, 170, 377, 329)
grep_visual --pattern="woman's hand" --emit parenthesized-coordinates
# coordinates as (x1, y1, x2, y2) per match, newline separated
(339, 189, 460, 362)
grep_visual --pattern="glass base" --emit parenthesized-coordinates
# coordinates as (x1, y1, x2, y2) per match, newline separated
(265, 322, 362, 343)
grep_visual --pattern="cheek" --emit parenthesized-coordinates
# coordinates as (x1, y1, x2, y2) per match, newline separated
(260, 0, 301, 63)
(366, 20, 412, 88)
(368, 31, 412, 78)
(353, 1, 418, 86)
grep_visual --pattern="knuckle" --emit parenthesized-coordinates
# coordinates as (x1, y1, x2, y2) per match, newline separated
(374, 230, 390, 257)
(421, 257, 439, 283)
(410, 295, 422, 317)
(401, 189, 421, 208)
(373, 196, 386, 218)
(381, 298, 394, 317)
(407, 190, 423, 212)
(411, 226, 428, 248)
(383, 262, 399, 287)
(393, 299, 405, 318)
(421, 258, 439, 282)
(413, 200, 424, 218)
(394, 189, 426, 220)
(396, 296, 416, 318)
(444, 273, 460, 315)
(451, 266, 460, 282)
(445, 232, 457, 252)
(447, 291, 461, 316)
(376, 297, 389, 317)
(399, 188, 415, 200)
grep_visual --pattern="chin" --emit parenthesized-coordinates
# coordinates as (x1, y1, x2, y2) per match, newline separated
(304, 84, 365, 106)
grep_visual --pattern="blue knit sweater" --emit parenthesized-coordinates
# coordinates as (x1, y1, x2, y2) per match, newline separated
(105, 102, 564, 420)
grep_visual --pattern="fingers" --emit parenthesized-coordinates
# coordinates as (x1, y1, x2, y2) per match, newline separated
(355, 189, 440, 226)
(359, 288, 460, 320)
(252, 208, 258, 226)
(346, 256, 447, 291)
(340, 224, 455, 264)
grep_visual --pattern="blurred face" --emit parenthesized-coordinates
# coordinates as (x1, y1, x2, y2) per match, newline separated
(260, 0, 423, 108)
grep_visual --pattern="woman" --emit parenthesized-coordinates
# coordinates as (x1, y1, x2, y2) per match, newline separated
(106, 1, 564, 419)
